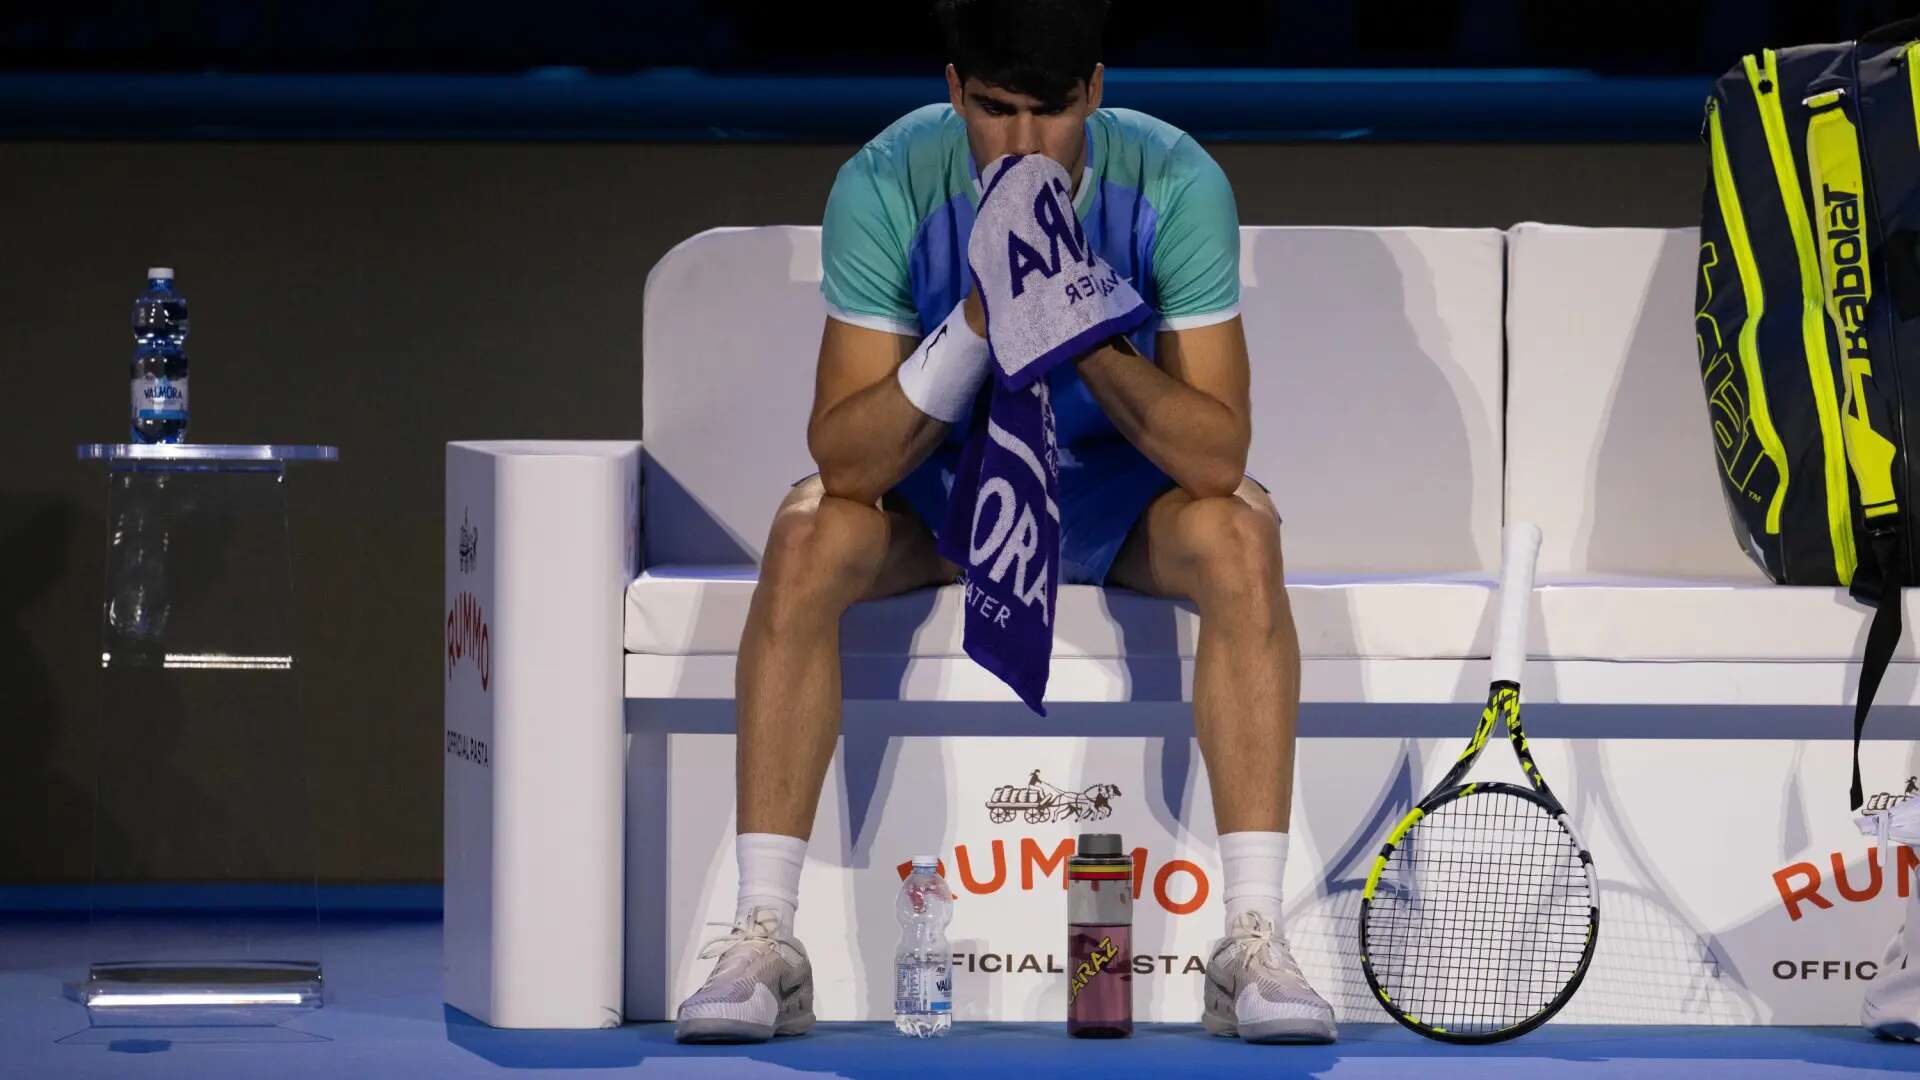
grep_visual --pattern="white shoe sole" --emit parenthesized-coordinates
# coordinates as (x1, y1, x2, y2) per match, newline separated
(674, 1010, 814, 1044)
(1203, 1008, 1337, 1044)
(1870, 1021, 1920, 1042)
(1239, 1016, 1338, 1044)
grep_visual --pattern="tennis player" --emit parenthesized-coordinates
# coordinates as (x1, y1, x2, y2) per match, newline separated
(675, 0, 1336, 1044)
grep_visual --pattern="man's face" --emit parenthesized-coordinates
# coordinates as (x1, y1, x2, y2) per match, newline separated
(948, 63, 1104, 182)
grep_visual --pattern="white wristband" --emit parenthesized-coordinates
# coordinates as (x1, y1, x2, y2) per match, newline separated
(896, 299, 991, 423)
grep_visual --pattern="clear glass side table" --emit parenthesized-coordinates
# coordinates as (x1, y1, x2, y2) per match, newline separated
(75, 443, 338, 1027)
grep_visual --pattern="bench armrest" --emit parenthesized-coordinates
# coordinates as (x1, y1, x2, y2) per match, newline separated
(442, 439, 638, 1028)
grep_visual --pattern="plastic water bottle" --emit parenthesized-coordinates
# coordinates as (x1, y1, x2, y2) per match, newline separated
(894, 855, 953, 1037)
(131, 267, 190, 444)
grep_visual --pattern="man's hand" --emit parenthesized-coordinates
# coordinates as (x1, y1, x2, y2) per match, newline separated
(966, 154, 1149, 386)
(963, 288, 987, 338)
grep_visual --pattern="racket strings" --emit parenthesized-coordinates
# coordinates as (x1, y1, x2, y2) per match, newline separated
(1367, 788, 1593, 1035)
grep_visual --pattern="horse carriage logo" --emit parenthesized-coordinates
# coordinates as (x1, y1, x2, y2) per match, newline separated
(458, 510, 480, 574)
(1861, 776, 1920, 814)
(985, 769, 1122, 825)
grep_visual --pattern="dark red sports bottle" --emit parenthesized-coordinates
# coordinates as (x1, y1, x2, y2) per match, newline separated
(1067, 833, 1132, 1037)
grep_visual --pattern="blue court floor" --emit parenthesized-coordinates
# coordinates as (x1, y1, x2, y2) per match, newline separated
(4, 911, 1920, 1079)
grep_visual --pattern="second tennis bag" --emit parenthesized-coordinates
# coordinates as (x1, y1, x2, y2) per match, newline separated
(1697, 25, 1920, 808)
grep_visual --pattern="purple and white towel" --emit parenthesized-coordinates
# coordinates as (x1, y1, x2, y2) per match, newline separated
(938, 155, 1151, 713)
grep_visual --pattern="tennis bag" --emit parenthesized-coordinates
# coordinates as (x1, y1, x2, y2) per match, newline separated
(1697, 22, 1920, 809)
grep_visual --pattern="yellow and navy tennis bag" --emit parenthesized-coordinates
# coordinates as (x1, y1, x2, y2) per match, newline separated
(1698, 21, 1920, 808)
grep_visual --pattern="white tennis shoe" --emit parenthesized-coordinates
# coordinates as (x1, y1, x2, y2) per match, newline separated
(1202, 911, 1338, 1043)
(1857, 790, 1920, 1041)
(674, 909, 815, 1043)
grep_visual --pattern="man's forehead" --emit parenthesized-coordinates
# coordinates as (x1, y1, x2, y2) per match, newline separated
(964, 78, 1084, 108)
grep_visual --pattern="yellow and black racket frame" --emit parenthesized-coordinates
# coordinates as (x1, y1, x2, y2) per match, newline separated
(1356, 682, 1601, 1044)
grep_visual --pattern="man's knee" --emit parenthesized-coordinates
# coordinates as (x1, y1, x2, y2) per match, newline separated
(759, 494, 886, 614)
(1182, 495, 1286, 615)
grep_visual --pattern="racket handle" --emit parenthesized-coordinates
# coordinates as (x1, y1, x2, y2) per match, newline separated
(1492, 522, 1543, 686)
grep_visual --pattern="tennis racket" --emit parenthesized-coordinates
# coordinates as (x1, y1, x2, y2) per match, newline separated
(1357, 522, 1599, 1043)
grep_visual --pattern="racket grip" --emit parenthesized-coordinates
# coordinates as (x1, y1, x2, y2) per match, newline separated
(1492, 523, 1543, 686)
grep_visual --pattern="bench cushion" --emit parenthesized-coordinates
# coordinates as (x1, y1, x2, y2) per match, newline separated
(1537, 577, 1919, 662)
(624, 566, 1495, 660)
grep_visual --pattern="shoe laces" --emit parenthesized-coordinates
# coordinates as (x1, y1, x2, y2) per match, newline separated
(1229, 911, 1305, 983)
(697, 909, 785, 962)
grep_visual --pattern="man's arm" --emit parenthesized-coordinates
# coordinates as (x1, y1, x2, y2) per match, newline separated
(1074, 317, 1252, 500)
(807, 318, 948, 506)
(809, 294, 993, 505)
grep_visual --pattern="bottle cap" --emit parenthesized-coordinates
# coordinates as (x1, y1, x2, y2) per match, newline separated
(911, 855, 939, 870)
(1077, 833, 1123, 857)
(147, 267, 174, 281)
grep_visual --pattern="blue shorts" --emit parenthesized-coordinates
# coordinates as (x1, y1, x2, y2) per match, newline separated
(891, 437, 1177, 586)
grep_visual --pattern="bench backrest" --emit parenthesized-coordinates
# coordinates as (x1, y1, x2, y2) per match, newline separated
(1504, 224, 1763, 582)
(641, 225, 1508, 576)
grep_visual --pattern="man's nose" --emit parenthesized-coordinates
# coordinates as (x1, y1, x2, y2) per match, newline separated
(1008, 114, 1043, 156)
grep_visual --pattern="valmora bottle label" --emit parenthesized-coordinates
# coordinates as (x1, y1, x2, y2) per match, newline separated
(134, 375, 188, 419)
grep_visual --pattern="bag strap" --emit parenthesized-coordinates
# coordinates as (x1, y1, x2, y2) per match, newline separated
(1800, 88, 1912, 808)
(1862, 16, 1920, 44)
(1853, 525, 1906, 810)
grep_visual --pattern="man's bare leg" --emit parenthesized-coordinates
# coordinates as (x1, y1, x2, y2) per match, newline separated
(678, 477, 955, 1043)
(1107, 478, 1332, 1043)
(737, 475, 957, 839)
(1106, 477, 1297, 834)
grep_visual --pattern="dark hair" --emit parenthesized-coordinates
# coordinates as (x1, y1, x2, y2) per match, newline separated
(934, 0, 1109, 109)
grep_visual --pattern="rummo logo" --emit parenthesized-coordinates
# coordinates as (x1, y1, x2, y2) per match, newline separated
(898, 838, 1209, 917)
(1772, 778, 1919, 921)
(985, 769, 1120, 824)
(446, 591, 491, 691)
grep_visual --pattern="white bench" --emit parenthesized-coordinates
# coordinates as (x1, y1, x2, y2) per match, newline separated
(444, 224, 1917, 1030)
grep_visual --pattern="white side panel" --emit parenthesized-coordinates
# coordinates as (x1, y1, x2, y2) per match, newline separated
(626, 724, 1920, 1026)
(444, 439, 638, 1029)
(443, 444, 497, 1025)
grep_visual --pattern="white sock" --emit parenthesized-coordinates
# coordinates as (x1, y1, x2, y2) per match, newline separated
(1220, 830, 1288, 930)
(734, 832, 807, 932)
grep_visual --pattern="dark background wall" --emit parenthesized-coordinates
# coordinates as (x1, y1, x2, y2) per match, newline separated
(0, 138, 1701, 884)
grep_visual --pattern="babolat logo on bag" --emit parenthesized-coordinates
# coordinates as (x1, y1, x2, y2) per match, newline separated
(1698, 27, 1920, 809)
(1823, 184, 1869, 366)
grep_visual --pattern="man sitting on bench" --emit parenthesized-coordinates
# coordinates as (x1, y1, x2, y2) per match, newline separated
(675, 0, 1335, 1045)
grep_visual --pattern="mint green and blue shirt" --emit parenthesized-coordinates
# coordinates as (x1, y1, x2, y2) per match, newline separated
(821, 104, 1242, 581)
